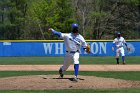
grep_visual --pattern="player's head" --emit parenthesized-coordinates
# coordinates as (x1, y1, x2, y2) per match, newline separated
(117, 32, 121, 37)
(71, 23, 79, 33)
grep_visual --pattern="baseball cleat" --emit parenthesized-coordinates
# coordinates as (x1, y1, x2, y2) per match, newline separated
(59, 68, 64, 78)
(123, 62, 126, 65)
(73, 77, 78, 82)
(116, 62, 119, 64)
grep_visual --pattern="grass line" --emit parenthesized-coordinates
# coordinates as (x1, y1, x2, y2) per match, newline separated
(0, 56, 139, 65)
(0, 89, 140, 93)
(0, 71, 140, 81)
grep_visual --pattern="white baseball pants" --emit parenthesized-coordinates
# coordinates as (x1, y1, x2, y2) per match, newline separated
(116, 47, 125, 57)
(61, 52, 79, 72)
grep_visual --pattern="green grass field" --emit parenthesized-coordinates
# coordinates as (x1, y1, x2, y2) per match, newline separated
(1, 89, 140, 93)
(0, 56, 140, 93)
(0, 56, 139, 64)
(0, 71, 140, 81)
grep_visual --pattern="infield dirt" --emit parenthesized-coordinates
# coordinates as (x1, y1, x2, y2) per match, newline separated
(0, 65, 140, 90)
(0, 65, 140, 71)
(0, 75, 140, 90)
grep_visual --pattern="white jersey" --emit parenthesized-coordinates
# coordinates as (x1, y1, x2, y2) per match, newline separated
(60, 33, 87, 51)
(113, 37, 126, 48)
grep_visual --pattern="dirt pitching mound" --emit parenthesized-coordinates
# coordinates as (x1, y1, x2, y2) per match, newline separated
(0, 75, 140, 90)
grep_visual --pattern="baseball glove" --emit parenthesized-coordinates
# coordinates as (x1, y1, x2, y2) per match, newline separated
(86, 44, 90, 53)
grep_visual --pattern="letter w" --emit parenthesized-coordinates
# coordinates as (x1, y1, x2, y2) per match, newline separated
(43, 43, 53, 54)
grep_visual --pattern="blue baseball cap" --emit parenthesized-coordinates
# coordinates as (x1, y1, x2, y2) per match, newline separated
(117, 32, 121, 34)
(71, 23, 78, 28)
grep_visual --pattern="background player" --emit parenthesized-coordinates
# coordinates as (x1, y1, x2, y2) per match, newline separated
(48, 23, 90, 82)
(112, 32, 129, 64)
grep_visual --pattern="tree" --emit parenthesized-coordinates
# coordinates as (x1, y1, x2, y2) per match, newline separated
(72, 0, 93, 38)
(0, 0, 27, 39)
(110, 0, 140, 39)
(0, 0, 140, 40)
(24, 0, 75, 40)
(72, 0, 140, 39)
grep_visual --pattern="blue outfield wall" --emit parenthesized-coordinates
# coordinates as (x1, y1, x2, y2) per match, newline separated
(0, 41, 139, 56)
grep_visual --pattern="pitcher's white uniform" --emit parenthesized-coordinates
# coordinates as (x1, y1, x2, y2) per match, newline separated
(49, 23, 88, 81)
(113, 37, 126, 57)
(60, 32, 87, 72)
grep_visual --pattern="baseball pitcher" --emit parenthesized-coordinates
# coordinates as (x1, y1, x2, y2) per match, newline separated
(48, 23, 90, 82)
(112, 32, 130, 64)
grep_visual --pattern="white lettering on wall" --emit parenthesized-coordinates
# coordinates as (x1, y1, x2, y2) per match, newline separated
(3, 42, 11, 46)
(99, 42, 107, 54)
(43, 42, 107, 55)
(55, 43, 64, 54)
(43, 43, 53, 54)
(90, 42, 107, 54)
(91, 42, 98, 54)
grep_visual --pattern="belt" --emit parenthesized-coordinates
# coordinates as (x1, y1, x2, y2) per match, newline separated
(117, 46, 123, 48)
(66, 50, 79, 53)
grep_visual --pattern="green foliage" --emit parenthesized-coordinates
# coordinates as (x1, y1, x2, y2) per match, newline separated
(24, 0, 75, 39)
(0, 0, 139, 39)
(0, 0, 27, 39)
(91, 12, 108, 18)
(124, 0, 140, 6)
